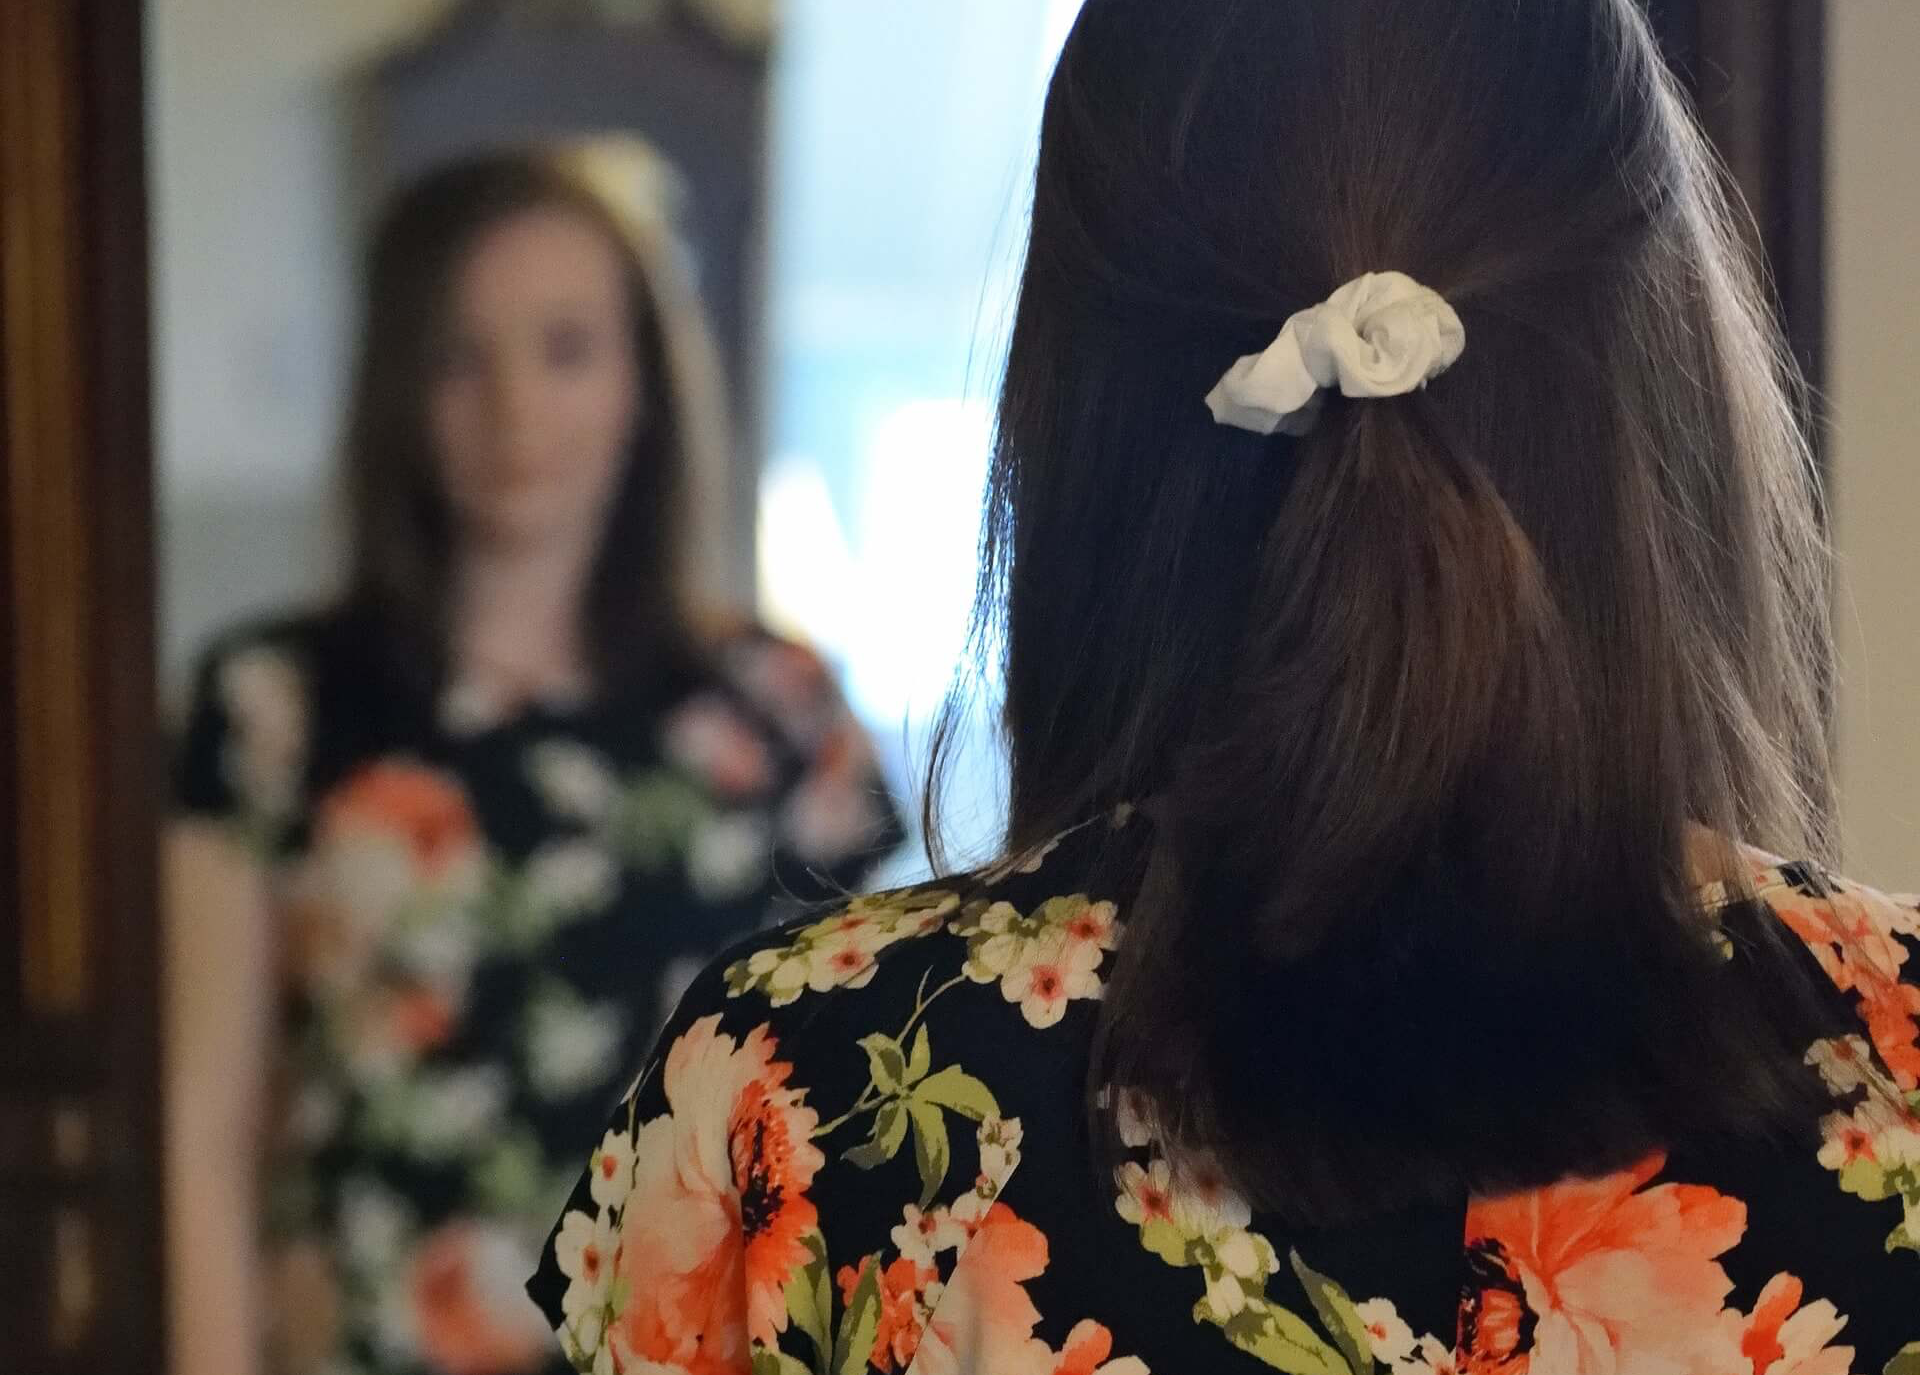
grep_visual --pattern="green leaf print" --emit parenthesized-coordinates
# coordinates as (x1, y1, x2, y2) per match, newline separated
(1839, 1157, 1898, 1202)
(1886, 1343, 1920, 1375)
(832, 1256, 884, 1375)
(907, 1098, 953, 1210)
(1215, 1296, 1355, 1375)
(912, 1064, 1000, 1121)
(1289, 1252, 1378, 1375)
(905, 1024, 932, 1086)
(844, 1101, 910, 1170)
(783, 1233, 833, 1375)
(470, 1129, 545, 1212)
(858, 1033, 908, 1095)
(753, 1346, 817, 1375)
(607, 770, 712, 872)
(1139, 1218, 1200, 1268)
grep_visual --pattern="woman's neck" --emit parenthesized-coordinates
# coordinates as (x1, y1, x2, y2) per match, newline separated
(449, 536, 596, 705)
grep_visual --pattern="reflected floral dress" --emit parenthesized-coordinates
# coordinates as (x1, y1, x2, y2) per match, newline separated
(177, 612, 903, 1375)
(527, 811, 1920, 1375)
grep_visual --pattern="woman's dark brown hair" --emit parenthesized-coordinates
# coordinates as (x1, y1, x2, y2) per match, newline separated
(931, 0, 1840, 1221)
(343, 149, 722, 701)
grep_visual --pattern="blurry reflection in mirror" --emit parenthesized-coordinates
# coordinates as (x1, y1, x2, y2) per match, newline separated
(163, 145, 903, 1375)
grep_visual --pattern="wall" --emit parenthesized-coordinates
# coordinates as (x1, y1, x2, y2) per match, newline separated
(147, 0, 453, 703)
(1828, 0, 1920, 885)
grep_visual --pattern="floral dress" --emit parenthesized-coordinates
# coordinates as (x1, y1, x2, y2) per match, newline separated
(177, 613, 903, 1375)
(528, 811, 1920, 1375)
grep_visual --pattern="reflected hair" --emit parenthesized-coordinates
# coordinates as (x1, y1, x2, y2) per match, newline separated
(342, 148, 729, 701)
(928, 0, 1839, 1221)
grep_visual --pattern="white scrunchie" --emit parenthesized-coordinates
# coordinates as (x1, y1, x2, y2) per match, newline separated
(1205, 271, 1466, 437)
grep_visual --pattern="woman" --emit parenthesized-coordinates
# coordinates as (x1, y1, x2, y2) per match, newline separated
(166, 150, 901, 1375)
(529, 2, 1919, 1373)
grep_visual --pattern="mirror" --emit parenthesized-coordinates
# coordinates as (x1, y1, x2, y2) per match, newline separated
(148, 4, 1080, 1372)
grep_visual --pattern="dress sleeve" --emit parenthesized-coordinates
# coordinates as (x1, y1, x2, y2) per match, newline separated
(526, 910, 1037, 1375)
(526, 953, 823, 1375)
(173, 630, 311, 852)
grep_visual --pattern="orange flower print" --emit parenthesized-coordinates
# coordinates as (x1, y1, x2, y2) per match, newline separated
(345, 980, 461, 1074)
(595, 1017, 823, 1374)
(1735, 1273, 1854, 1375)
(388, 984, 457, 1051)
(1050, 1319, 1149, 1375)
(913, 1203, 1054, 1375)
(837, 1254, 938, 1373)
(663, 696, 777, 801)
(1773, 879, 1920, 1092)
(1461, 1153, 1747, 1375)
(319, 761, 479, 875)
(407, 1223, 553, 1375)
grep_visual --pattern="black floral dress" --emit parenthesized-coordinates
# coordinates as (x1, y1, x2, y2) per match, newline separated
(528, 811, 1920, 1375)
(177, 612, 903, 1375)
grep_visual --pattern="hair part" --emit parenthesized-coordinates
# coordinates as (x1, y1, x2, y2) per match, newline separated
(930, 0, 1838, 1221)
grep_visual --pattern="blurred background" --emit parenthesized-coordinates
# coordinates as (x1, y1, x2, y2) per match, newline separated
(1, 1, 1916, 1372)
(150, 0, 1091, 879)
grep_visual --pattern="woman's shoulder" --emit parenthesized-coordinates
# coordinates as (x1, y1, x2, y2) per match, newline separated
(530, 848, 1129, 1374)
(1735, 848, 1920, 1089)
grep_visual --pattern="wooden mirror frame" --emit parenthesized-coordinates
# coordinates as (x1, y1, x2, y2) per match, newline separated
(0, 2, 162, 1371)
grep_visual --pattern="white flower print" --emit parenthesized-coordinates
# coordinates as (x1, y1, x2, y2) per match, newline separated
(952, 1117, 1026, 1233)
(1115, 1087, 1157, 1149)
(741, 944, 815, 1005)
(1001, 941, 1105, 1029)
(1203, 1267, 1250, 1321)
(554, 1207, 619, 1319)
(977, 1115, 1026, 1184)
(687, 811, 773, 901)
(892, 1204, 969, 1270)
(725, 890, 958, 1004)
(1817, 1095, 1920, 1175)
(217, 645, 308, 824)
(1410, 1335, 1460, 1375)
(1355, 1298, 1420, 1365)
(524, 840, 619, 915)
(286, 1082, 343, 1148)
(952, 896, 1121, 1029)
(587, 1129, 636, 1210)
(1805, 1035, 1890, 1098)
(404, 1067, 511, 1157)
(527, 741, 619, 823)
(1116, 1156, 1256, 1243)
(339, 1179, 413, 1282)
(524, 984, 627, 1103)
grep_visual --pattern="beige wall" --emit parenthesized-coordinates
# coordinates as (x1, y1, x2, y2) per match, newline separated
(147, 0, 453, 701)
(1829, 0, 1920, 886)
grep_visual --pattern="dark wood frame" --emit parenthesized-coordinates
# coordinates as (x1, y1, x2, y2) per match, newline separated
(0, 1, 162, 1372)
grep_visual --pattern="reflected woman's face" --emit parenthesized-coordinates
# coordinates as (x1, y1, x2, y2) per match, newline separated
(428, 206, 642, 555)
